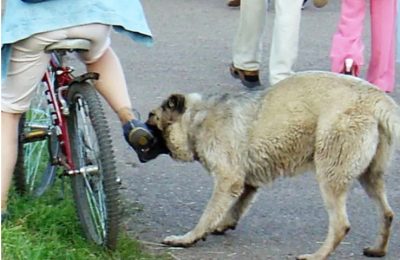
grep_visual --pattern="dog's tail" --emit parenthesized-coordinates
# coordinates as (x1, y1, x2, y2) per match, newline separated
(374, 95, 400, 145)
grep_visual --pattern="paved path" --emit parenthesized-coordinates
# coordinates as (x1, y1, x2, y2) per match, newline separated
(106, 1, 400, 259)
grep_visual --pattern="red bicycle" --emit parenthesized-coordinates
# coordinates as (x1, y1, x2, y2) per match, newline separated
(13, 39, 120, 249)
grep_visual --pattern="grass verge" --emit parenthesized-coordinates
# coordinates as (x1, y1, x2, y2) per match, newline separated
(1, 181, 165, 260)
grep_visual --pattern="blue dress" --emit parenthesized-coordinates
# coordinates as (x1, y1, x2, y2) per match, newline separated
(2, 0, 153, 78)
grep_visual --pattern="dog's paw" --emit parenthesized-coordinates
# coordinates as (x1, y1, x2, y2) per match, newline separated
(211, 224, 236, 235)
(363, 247, 386, 257)
(162, 232, 203, 247)
(296, 253, 324, 260)
(212, 215, 238, 235)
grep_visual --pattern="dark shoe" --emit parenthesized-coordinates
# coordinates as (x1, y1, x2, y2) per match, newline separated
(229, 64, 261, 88)
(138, 124, 170, 163)
(123, 119, 169, 163)
(227, 0, 240, 7)
(123, 119, 154, 150)
(134, 140, 169, 163)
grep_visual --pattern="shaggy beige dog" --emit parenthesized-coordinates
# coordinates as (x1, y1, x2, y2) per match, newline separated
(146, 72, 400, 259)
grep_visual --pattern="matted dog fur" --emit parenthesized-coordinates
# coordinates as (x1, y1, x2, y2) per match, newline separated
(146, 72, 400, 259)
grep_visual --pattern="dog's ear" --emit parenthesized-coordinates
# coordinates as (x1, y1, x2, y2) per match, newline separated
(166, 94, 186, 114)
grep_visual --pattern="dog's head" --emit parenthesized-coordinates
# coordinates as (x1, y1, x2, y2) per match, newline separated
(146, 93, 201, 162)
(147, 94, 187, 130)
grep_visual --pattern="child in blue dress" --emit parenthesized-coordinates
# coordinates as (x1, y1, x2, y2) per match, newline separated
(1, 0, 166, 217)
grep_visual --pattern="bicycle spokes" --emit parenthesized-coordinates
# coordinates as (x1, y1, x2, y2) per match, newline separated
(72, 95, 108, 243)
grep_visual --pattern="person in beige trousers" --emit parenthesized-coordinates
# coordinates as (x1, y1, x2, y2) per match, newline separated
(230, 0, 327, 88)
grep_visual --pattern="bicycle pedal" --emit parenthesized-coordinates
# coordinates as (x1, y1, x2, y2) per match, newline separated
(22, 129, 48, 142)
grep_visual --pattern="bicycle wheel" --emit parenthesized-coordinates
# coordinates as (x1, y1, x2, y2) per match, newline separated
(14, 83, 56, 197)
(67, 82, 119, 250)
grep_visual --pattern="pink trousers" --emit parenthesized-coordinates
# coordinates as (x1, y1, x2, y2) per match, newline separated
(330, 0, 396, 92)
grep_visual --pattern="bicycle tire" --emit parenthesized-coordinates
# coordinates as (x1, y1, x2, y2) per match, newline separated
(14, 84, 56, 197)
(67, 82, 119, 250)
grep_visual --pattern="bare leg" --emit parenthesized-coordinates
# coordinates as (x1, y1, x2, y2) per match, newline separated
(213, 184, 258, 234)
(1, 112, 22, 212)
(86, 47, 136, 124)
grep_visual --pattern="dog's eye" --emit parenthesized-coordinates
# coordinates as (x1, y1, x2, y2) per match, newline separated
(148, 112, 156, 118)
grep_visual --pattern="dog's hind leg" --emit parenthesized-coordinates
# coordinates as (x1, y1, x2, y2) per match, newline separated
(212, 184, 258, 234)
(297, 179, 351, 260)
(162, 173, 245, 247)
(298, 113, 379, 260)
(359, 171, 394, 257)
(359, 135, 394, 257)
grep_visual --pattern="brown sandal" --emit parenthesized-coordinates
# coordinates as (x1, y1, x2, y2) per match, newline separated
(229, 64, 261, 88)
(227, 0, 240, 7)
(313, 0, 328, 8)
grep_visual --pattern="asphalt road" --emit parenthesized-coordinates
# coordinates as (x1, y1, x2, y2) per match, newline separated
(105, 1, 400, 259)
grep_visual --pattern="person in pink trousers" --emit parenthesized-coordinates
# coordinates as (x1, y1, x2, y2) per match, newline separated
(397, 0, 400, 64)
(330, 0, 397, 93)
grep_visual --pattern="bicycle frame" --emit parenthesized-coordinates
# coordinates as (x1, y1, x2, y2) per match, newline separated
(24, 51, 99, 175)
(15, 40, 120, 249)
(43, 52, 75, 170)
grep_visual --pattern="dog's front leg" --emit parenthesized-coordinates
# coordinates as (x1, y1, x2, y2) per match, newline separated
(163, 175, 244, 247)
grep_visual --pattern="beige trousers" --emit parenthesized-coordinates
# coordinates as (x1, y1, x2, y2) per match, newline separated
(1, 23, 134, 212)
(1, 23, 126, 113)
(232, 0, 303, 85)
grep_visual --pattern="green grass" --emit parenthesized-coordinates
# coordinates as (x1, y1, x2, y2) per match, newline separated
(1, 182, 166, 260)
